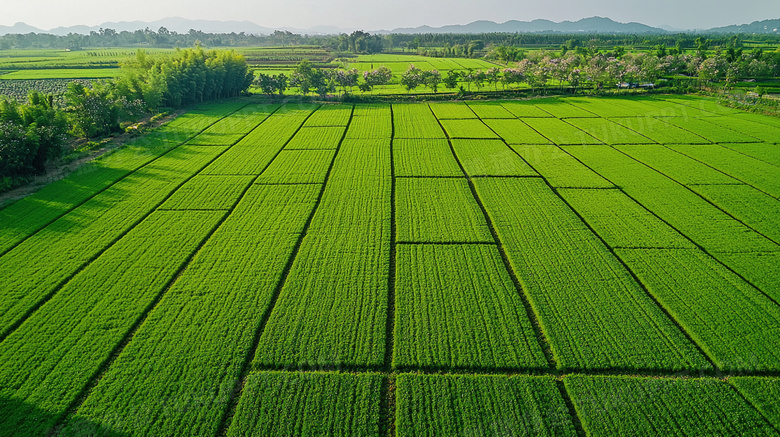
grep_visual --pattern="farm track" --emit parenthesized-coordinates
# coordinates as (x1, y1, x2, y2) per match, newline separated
(2, 95, 780, 436)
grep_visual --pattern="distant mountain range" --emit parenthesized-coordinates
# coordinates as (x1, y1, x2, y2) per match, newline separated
(1, 16, 779, 36)
(387, 17, 664, 34)
(707, 19, 780, 34)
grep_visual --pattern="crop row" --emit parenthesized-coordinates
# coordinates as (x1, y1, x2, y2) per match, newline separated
(63, 185, 323, 436)
(393, 104, 446, 139)
(720, 142, 780, 167)
(201, 107, 315, 175)
(565, 145, 779, 253)
(0, 145, 226, 339)
(220, 371, 780, 436)
(394, 244, 546, 370)
(253, 138, 392, 369)
(395, 178, 491, 243)
(0, 210, 225, 435)
(393, 139, 462, 177)
(474, 177, 710, 371)
(558, 188, 694, 249)
(670, 144, 780, 199)
(185, 103, 279, 146)
(509, 144, 613, 188)
(451, 139, 537, 177)
(0, 100, 246, 254)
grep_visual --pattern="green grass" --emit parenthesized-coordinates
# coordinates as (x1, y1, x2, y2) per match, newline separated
(510, 144, 613, 188)
(228, 372, 383, 437)
(396, 374, 576, 436)
(253, 139, 391, 369)
(558, 188, 694, 248)
(395, 178, 491, 243)
(617, 248, 780, 372)
(729, 377, 780, 430)
(0, 210, 225, 435)
(394, 244, 546, 369)
(565, 144, 780, 252)
(64, 185, 321, 436)
(670, 144, 780, 199)
(451, 139, 538, 177)
(523, 118, 603, 145)
(566, 375, 775, 436)
(393, 139, 462, 177)
(474, 177, 710, 372)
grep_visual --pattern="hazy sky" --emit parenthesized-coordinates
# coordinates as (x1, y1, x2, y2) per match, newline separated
(3, 0, 779, 31)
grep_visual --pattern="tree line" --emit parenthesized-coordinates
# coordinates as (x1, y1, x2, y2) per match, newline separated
(0, 47, 253, 189)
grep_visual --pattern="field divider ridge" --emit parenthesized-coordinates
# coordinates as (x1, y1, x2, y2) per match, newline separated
(383, 103, 397, 437)
(215, 104, 355, 437)
(0, 101, 251, 260)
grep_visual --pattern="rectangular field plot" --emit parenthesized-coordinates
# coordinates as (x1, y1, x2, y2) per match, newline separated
(616, 144, 740, 185)
(565, 376, 775, 436)
(396, 178, 491, 243)
(565, 118, 655, 144)
(559, 188, 694, 249)
(256, 149, 335, 184)
(662, 116, 760, 143)
(429, 102, 477, 119)
(160, 175, 253, 210)
(532, 99, 597, 118)
(393, 104, 445, 139)
(670, 144, 780, 199)
(522, 118, 602, 145)
(304, 104, 352, 126)
(394, 244, 546, 370)
(483, 119, 552, 145)
(285, 126, 346, 149)
(394, 139, 462, 177)
(452, 140, 538, 177)
(617, 248, 780, 372)
(567, 98, 650, 118)
(396, 374, 576, 436)
(720, 143, 780, 168)
(500, 101, 553, 118)
(186, 103, 277, 145)
(611, 117, 710, 144)
(467, 102, 516, 119)
(713, 252, 780, 303)
(695, 116, 780, 144)
(439, 119, 499, 139)
(254, 139, 391, 368)
(0, 146, 226, 339)
(661, 95, 744, 117)
(691, 184, 780, 244)
(510, 145, 613, 188)
(227, 372, 383, 437)
(61, 185, 322, 436)
(730, 377, 780, 430)
(565, 145, 780, 253)
(0, 210, 224, 436)
(346, 105, 392, 139)
(474, 178, 710, 372)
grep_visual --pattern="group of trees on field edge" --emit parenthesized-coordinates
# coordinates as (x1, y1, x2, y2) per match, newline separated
(0, 47, 253, 190)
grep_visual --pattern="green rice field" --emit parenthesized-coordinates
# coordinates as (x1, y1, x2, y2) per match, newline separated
(1, 95, 779, 436)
